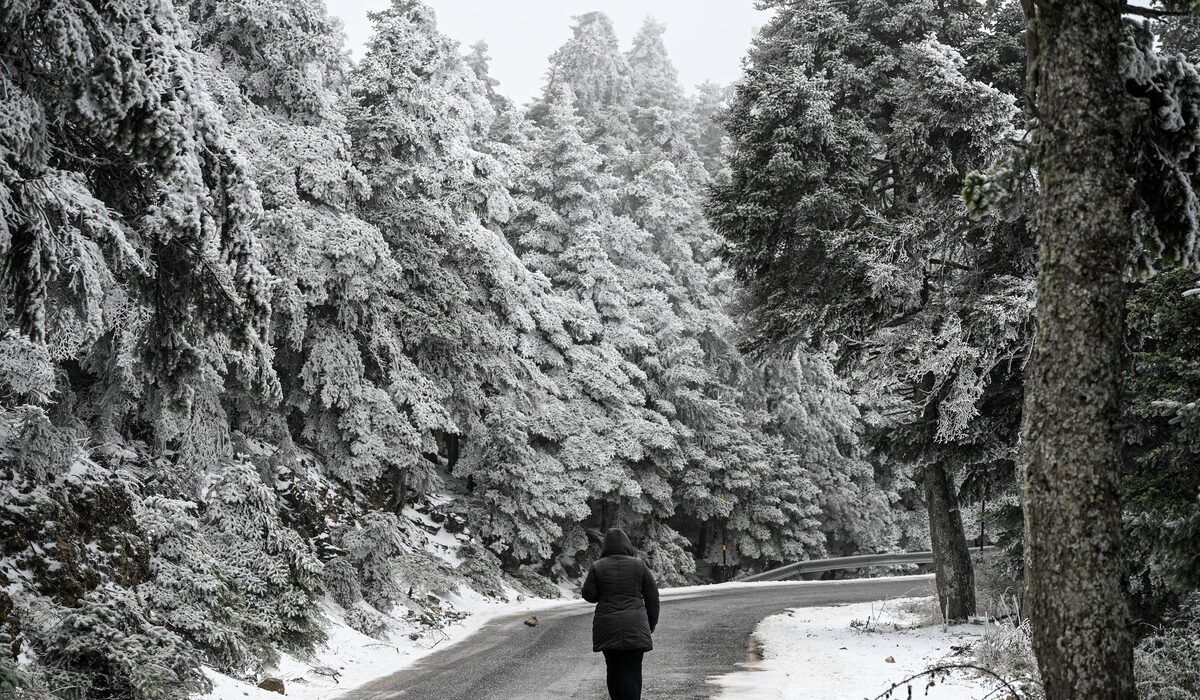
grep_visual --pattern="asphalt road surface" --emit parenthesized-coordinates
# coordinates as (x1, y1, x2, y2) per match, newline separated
(339, 574, 936, 700)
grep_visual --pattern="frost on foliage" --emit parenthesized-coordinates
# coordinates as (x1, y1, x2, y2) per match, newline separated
(1134, 593, 1200, 699)
(183, 0, 345, 123)
(711, 0, 1033, 565)
(323, 555, 389, 641)
(295, 326, 433, 484)
(35, 589, 209, 700)
(514, 83, 678, 555)
(456, 405, 590, 563)
(892, 38, 1017, 193)
(342, 605, 392, 640)
(322, 556, 362, 611)
(455, 541, 507, 599)
(0, 0, 277, 429)
(197, 461, 325, 651)
(1122, 20, 1200, 276)
(0, 333, 58, 406)
(339, 511, 458, 613)
(140, 496, 261, 673)
(637, 522, 695, 586)
(962, 145, 1035, 222)
(755, 352, 894, 556)
(0, 406, 78, 483)
(0, 422, 151, 624)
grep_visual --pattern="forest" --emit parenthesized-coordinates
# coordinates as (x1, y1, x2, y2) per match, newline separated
(0, 0, 1197, 697)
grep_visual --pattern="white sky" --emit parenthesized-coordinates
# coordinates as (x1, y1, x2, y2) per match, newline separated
(331, 1, 769, 105)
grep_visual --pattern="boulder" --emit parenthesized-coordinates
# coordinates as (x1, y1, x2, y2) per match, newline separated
(258, 676, 285, 695)
(444, 512, 468, 534)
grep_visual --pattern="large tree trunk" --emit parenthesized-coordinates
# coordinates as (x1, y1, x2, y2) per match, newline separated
(923, 462, 976, 622)
(1021, 0, 1136, 696)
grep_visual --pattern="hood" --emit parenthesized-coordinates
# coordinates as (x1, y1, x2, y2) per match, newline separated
(601, 528, 636, 557)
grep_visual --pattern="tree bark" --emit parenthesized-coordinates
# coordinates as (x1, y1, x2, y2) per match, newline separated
(446, 433, 460, 470)
(923, 462, 976, 622)
(390, 465, 408, 516)
(1021, 0, 1136, 696)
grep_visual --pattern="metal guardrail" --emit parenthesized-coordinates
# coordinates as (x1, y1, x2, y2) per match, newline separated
(736, 546, 997, 582)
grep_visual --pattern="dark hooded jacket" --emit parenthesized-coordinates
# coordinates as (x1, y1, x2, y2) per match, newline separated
(581, 529, 660, 652)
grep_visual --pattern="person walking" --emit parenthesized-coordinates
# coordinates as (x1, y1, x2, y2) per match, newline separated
(581, 528, 660, 700)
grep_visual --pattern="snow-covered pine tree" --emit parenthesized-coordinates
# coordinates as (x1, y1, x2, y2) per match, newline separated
(534, 21, 727, 577)
(347, 0, 519, 501)
(543, 12, 635, 163)
(622, 19, 825, 572)
(513, 86, 680, 562)
(523, 15, 864, 576)
(140, 459, 326, 674)
(182, 0, 424, 492)
(628, 19, 687, 114)
(0, 0, 293, 694)
(710, 0, 1032, 618)
(753, 352, 897, 557)
(1, 0, 276, 446)
(347, 1, 605, 569)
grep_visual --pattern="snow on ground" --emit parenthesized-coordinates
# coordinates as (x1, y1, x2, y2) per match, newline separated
(204, 572, 997, 700)
(201, 588, 579, 700)
(200, 491, 579, 700)
(711, 596, 996, 700)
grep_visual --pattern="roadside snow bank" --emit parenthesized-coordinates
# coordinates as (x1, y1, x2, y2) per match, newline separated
(201, 588, 577, 700)
(711, 597, 999, 700)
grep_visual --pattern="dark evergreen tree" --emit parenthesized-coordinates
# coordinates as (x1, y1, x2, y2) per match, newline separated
(709, 0, 1032, 620)
(1124, 270, 1200, 619)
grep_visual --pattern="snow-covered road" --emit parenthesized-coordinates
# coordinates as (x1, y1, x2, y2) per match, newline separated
(329, 574, 994, 699)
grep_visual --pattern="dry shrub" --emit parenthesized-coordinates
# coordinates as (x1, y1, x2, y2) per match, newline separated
(971, 595, 1044, 700)
(1136, 594, 1200, 700)
(897, 596, 944, 628)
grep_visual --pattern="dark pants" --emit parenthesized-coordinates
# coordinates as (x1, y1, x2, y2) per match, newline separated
(602, 649, 644, 700)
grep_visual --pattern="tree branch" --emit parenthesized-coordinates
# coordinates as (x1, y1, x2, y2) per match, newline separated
(929, 257, 974, 272)
(869, 663, 1026, 700)
(1121, 3, 1189, 18)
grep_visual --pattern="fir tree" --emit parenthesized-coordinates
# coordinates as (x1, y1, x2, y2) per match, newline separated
(513, 86, 677, 547)
(543, 12, 635, 163)
(0, 0, 277, 446)
(710, 0, 1032, 618)
(348, 0, 519, 499)
(1124, 270, 1200, 617)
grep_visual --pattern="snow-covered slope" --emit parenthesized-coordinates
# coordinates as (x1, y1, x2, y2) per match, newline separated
(201, 494, 574, 700)
(201, 590, 570, 700)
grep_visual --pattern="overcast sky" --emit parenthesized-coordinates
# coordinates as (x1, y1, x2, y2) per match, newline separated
(331, 1, 769, 105)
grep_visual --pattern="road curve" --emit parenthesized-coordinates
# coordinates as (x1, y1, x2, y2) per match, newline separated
(339, 574, 936, 700)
